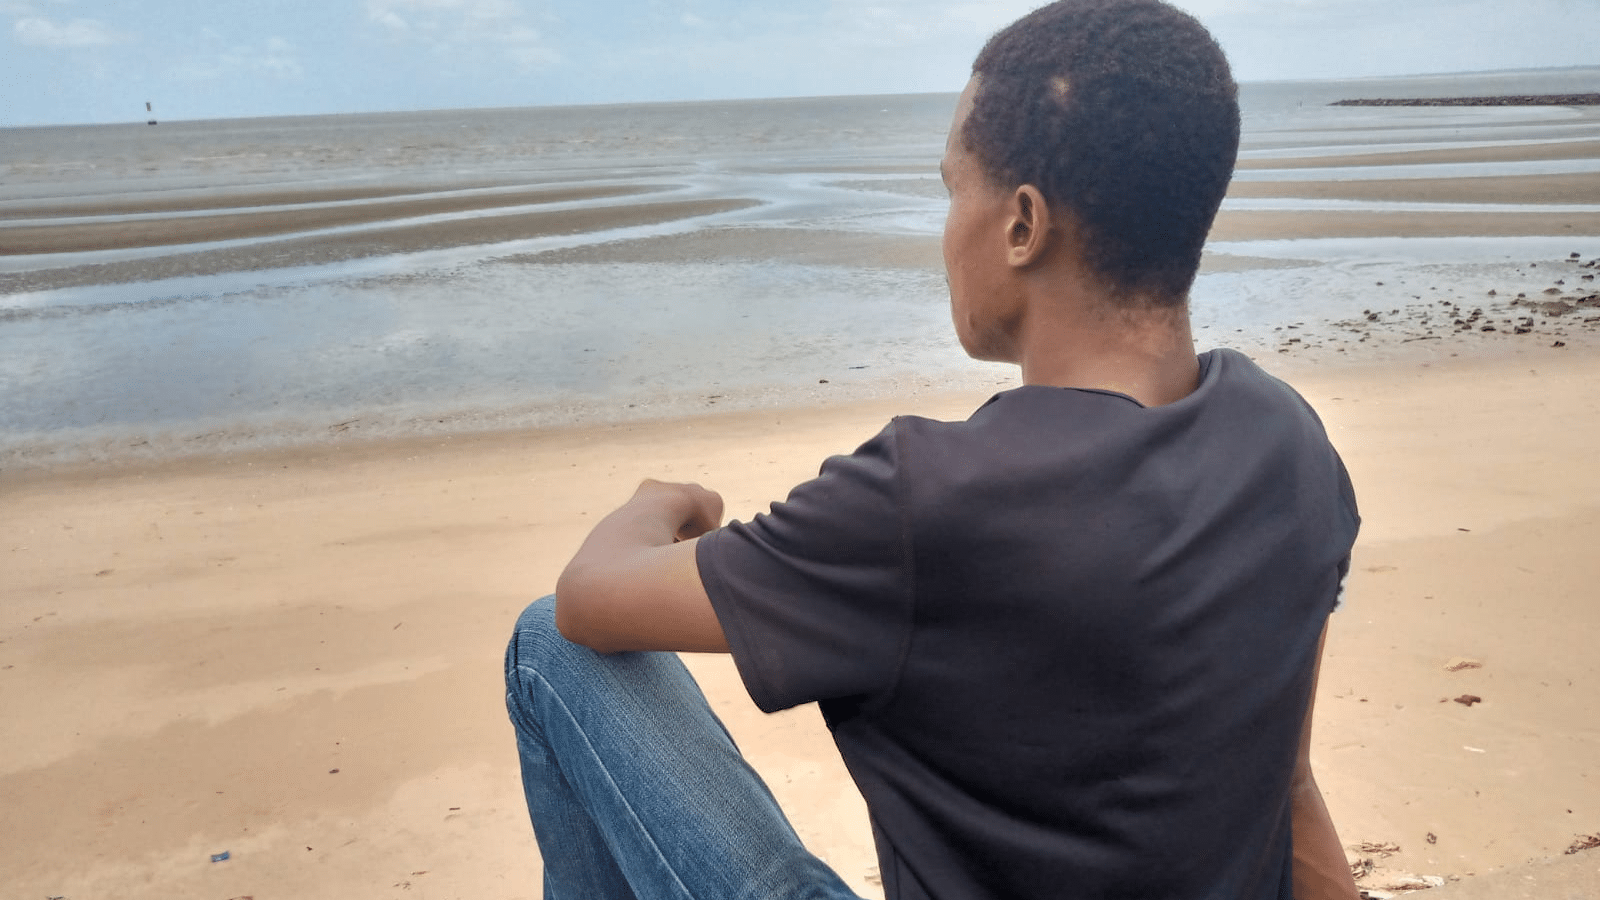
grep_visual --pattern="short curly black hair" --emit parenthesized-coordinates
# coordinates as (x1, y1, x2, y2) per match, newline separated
(966, 0, 1239, 304)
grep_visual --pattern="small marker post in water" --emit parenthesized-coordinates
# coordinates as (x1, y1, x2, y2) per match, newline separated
(146, 101, 157, 126)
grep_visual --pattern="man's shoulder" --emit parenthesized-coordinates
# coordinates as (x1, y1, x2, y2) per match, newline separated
(847, 348, 1339, 487)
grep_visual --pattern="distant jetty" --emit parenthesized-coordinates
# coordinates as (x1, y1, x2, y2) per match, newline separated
(1332, 93, 1600, 107)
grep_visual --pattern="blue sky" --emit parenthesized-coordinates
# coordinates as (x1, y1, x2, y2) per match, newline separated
(2, 0, 1594, 126)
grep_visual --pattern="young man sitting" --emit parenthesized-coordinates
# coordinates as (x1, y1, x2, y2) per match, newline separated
(505, 1, 1361, 897)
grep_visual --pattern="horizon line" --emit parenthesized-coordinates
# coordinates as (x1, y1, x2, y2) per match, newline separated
(4, 63, 1596, 131)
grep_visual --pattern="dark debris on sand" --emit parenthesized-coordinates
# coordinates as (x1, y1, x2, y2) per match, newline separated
(1269, 255, 1600, 358)
(1566, 833, 1600, 855)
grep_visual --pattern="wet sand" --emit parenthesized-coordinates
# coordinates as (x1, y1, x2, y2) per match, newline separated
(0, 184, 661, 253)
(1, 179, 592, 219)
(1209, 209, 1600, 241)
(0, 197, 761, 293)
(1226, 173, 1600, 205)
(7, 196, 1598, 296)
(1236, 140, 1600, 169)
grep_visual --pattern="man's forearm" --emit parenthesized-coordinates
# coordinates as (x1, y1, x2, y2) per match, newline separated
(553, 480, 729, 654)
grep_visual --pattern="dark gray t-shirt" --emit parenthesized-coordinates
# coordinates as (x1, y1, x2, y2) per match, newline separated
(698, 348, 1360, 900)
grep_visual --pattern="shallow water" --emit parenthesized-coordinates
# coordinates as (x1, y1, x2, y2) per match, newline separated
(2, 70, 1598, 465)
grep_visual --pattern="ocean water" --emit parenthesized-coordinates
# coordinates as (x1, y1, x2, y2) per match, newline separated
(2, 70, 1598, 465)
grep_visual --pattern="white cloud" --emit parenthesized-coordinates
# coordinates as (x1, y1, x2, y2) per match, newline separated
(1173, 0, 1598, 80)
(365, 0, 559, 70)
(497, 24, 560, 68)
(13, 15, 130, 47)
(174, 34, 305, 81)
(370, 8, 409, 30)
(366, 0, 529, 34)
(257, 37, 304, 79)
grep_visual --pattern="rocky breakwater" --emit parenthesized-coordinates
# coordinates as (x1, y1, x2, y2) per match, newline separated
(1332, 94, 1600, 107)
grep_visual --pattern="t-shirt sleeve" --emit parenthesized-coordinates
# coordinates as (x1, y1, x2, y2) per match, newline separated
(696, 421, 914, 714)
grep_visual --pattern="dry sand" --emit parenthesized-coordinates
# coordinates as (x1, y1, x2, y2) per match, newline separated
(3, 341, 1599, 899)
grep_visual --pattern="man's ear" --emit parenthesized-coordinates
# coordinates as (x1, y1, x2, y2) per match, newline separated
(1005, 184, 1053, 268)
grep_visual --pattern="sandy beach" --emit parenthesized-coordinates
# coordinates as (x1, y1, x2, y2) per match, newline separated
(4, 339, 1600, 899)
(4, 84, 1600, 899)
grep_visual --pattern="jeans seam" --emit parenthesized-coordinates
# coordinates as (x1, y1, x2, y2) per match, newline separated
(517, 659, 696, 900)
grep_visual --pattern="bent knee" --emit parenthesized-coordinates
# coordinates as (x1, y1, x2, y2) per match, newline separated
(505, 595, 562, 682)
(513, 594, 560, 636)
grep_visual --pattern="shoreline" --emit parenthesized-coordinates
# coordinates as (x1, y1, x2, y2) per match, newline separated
(0, 334, 1585, 484)
(0, 322, 1589, 484)
(5, 247, 1597, 474)
(4, 324, 1595, 477)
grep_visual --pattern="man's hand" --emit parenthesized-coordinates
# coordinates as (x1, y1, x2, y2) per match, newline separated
(638, 478, 724, 543)
(554, 480, 731, 654)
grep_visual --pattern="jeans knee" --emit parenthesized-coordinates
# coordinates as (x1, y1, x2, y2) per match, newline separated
(505, 594, 562, 702)
(514, 594, 560, 640)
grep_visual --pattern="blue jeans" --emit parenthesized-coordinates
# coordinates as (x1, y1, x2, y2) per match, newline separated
(505, 596, 863, 900)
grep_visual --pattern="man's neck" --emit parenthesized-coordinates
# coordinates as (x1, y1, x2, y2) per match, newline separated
(1015, 291, 1200, 408)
